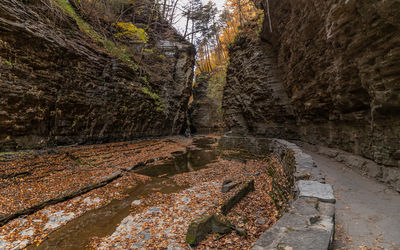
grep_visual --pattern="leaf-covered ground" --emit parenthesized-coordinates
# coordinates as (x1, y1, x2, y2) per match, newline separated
(0, 137, 189, 249)
(0, 136, 292, 249)
(91, 155, 291, 249)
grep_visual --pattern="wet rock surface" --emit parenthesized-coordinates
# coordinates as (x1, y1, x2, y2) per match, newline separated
(0, 136, 293, 249)
(89, 136, 293, 249)
(0, 137, 188, 249)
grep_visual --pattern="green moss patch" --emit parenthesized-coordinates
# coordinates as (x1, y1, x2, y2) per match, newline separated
(140, 87, 165, 113)
(52, 0, 137, 71)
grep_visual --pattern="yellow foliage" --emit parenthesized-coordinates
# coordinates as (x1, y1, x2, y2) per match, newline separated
(114, 22, 148, 43)
(196, 0, 257, 74)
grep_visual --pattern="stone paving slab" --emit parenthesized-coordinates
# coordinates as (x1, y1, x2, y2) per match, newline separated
(252, 197, 334, 250)
(298, 180, 335, 203)
(306, 150, 400, 249)
(250, 138, 335, 250)
(252, 227, 332, 250)
(252, 198, 334, 250)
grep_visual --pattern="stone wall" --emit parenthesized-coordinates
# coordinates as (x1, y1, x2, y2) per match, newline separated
(219, 135, 335, 249)
(0, 0, 195, 150)
(223, 0, 400, 170)
(219, 135, 271, 155)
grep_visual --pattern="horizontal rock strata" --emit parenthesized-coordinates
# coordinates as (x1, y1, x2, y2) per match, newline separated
(223, 0, 400, 186)
(0, 0, 195, 150)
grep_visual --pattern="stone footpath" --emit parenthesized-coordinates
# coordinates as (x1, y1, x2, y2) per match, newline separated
(297, 142, 400, 193)
(248, 139, 336, 250)
(307, 150, 400, 249)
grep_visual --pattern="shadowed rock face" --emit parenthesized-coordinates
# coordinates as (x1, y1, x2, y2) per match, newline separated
(189, 73, 224, 134)
(0, 0, 195, 150)
(223, 27, 297, 139)
(224, 0, 400, 167)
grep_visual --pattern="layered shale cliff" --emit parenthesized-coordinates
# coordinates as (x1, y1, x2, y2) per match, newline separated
(223, 0, 400, 186)
(223, 23, 297, 139)
(189, 73, 224, 133)
(0, 0, 195, 150)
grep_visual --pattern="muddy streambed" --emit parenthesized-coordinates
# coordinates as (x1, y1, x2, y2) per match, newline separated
(31, 137, 218, 249)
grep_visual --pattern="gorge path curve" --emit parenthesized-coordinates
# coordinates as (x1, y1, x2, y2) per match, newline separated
(304, 149, 400, 249)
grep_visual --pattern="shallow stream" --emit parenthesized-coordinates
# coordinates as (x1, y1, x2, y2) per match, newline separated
(32, 137, 217, 249)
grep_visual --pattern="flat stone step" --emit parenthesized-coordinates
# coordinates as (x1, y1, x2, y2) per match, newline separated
(298, 180, 335, 203)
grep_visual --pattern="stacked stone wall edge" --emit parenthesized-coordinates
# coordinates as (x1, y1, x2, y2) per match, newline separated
(219, 135, 335, 249)
(296, 141, 400, 192)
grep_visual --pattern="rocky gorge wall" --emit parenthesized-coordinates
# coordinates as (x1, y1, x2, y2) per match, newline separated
(189, 73, 224, 134)
(0, 0, 195, 150)
(223, 0, 399, 183)
(222, 24, 297, 139)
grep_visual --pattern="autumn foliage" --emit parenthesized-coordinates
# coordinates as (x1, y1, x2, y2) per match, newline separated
(196, 0, 258, 74)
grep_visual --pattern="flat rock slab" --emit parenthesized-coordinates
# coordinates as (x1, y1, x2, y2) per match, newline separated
(252, 227, 332, 250)
(186, 213, 232, 245)
(221, 182, 240, 193)
(295, 165, 325, 182)
(298, 180, 335, 203)
(252, 197, 334, 250)
(221, 180, 255, 215)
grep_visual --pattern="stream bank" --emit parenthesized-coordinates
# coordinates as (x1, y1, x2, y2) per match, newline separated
(1, 135, 292, 249)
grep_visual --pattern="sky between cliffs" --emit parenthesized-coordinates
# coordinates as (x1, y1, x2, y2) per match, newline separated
(175, 0, 225, 34)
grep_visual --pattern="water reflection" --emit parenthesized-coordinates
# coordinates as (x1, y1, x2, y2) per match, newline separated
(135, 148, 217, 177)
(32, 137, 217, 250)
